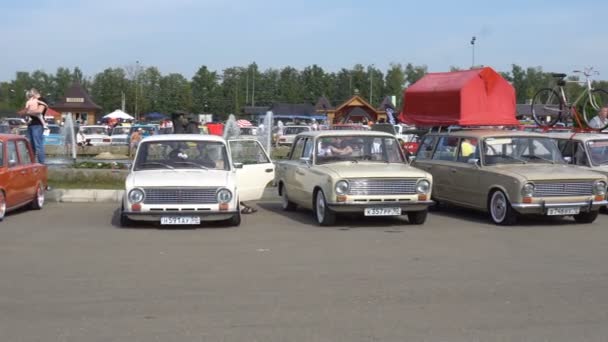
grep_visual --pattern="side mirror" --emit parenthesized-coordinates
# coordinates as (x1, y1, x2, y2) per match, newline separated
(467, 158, 481, 167)
(563, 156, 572, 164)
(8, 159, 17, 167)
(233, 162, 244, 169)
(300, 157, 312, 166)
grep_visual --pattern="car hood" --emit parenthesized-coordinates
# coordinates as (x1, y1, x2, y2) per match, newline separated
(491, 164, 606, 181)
(127, 169, 234, 188)
(317, 162, 431, 179)
(589, 165, 608, 176)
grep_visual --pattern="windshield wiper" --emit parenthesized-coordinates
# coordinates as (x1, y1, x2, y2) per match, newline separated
(140, 162, 175, 170)
(173, 161, 210, 170)
(524, 155, 555, 164)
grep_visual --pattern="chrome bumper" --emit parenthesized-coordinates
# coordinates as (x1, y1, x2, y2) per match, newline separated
(327, 200, 434, 213)
(123, 210, 238, 222)
(511, 200, 608, 214)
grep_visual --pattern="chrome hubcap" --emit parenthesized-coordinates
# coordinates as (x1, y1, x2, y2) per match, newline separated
(491, 192, 506, 222)
(37, 186, 45, 207)
(0, 193, 5, 219)
(316, 193, 325, 222)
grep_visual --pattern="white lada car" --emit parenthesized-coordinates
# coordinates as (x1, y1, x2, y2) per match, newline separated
(120, 134, 275, 227)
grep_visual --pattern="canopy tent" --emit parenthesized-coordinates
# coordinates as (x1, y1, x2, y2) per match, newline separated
(144, 112, 168, 121)
(400, 67, 518, 127)
(103, 109, 134, 120)
(237, 119, 252, 127)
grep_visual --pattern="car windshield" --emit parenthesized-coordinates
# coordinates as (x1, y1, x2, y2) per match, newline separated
(315, 135, 405, 164)
(283, 127, 309, 135)
(112, 127, 130, 135)
(48, 126, 61, 134)
(82, 127, 108, 135)
(134, 140, 229, 171)
(240, 127, 257, 135)
(483, 136, 563, 165)
(0, 125, 10, 134)
(331, 125, 370, 131)
(587, 140, 608, 165)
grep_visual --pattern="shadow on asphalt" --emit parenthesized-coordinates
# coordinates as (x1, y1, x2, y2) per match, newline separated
(430, 203, 583, 227)
(110, 208, 235, 230)
(257, 201, 417, 231)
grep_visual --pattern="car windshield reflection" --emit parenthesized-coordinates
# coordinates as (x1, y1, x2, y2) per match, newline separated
(315, 136, 405, 164)
(134, 140, 230, 171)
(587, 140, 608, 166)
(483, 137, 563, 165)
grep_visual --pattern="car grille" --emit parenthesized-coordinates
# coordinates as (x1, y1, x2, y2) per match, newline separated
(534, 182, 594, 197)
(143, 188, 219, 204)
(347, 178, 418, 196)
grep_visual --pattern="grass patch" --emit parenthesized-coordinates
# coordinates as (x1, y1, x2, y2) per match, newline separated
(49, 179, 124, 189)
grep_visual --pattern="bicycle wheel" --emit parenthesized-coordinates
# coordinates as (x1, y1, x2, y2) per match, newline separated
(582, 89, 608, 130)
(531, 88, 564, 127)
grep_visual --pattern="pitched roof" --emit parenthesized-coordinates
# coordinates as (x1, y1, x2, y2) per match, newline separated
(51, 83, 101, 111)
(314, 96, 334, 111)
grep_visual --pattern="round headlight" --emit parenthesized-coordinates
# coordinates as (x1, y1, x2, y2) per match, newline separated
(416, 180, 430, 194)
(128, 188, 145, 203)
(521, 183, 535, 197)
(593, 181, 607, 195)
(335, 180, 350, 195)
(217, 189, 233, 203)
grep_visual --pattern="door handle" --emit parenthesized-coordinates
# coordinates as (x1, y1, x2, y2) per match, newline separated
(265, 168, 273, 173)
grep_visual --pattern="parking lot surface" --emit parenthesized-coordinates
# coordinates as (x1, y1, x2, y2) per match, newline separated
(2, 200, 608, 342)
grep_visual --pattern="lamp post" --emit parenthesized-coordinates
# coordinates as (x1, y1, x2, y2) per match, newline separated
(470, 36, 476, 68)
(134, 60, 140, 121)
(369, 64, 375, 105)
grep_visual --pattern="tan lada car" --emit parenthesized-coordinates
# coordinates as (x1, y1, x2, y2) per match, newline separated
(275, 131, 434, 226)
(548, 133, 608, 176)
(412, 130, 608, 225)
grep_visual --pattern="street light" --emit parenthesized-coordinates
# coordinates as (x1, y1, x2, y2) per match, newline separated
(470, 36, 476, 68)
(369, 64, 375, 105)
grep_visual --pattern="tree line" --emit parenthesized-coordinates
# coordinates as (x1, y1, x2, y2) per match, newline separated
(1, 63, 606, 119)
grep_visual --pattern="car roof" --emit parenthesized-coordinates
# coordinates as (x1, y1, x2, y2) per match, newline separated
(141, 134, 226, 143)
(296, 130, 395, 138)
(425, 129, 548, 139)
(545, 132, 608, 142)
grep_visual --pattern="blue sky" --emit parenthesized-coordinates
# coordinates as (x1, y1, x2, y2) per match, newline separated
(1, 0, 607, 81)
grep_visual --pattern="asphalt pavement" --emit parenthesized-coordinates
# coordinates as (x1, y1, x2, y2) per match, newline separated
(1, 199, 608, 342)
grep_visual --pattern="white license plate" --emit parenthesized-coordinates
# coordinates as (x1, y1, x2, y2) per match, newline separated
(364, 207, 401, 216)
(160, 216, 201, 225)
(547, 207, 580, 216)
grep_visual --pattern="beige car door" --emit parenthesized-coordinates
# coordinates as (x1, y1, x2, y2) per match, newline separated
(449, 137, 482, 207)
(292, 137, 315, 205)
(427, 136, 459, 201)
(281, 137, 307, 205)
(229, 139, 275, 202)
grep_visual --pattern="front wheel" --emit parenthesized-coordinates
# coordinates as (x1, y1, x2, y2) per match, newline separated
(531, 88, 564, 127)
(0, 191, 6, 221)
(574, 210, 599, 224)
(227, 205, 242, 227)
(582, 89, 608, 130)
(488, 190, 517, 225)
(408, 210, 428, 225)
(314, 190, 336, 226)
(29, 183, 45, 210)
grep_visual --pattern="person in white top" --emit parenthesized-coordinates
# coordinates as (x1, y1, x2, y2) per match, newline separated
(589, 106, 608, 130)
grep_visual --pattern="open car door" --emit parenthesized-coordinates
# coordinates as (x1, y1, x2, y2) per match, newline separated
(228, 139, 275, 202)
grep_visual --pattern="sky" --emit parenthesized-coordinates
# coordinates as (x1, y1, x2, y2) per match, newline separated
(1, 0, 607, 81)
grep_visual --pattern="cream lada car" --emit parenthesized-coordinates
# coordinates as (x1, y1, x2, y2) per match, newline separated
(275, 131, 434, 226)
(120, 134, 275, 227)
(412, 130, 608, 225)
(548, 132, 608, 175)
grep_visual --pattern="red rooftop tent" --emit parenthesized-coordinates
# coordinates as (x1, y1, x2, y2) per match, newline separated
(399, 67, 518, 126)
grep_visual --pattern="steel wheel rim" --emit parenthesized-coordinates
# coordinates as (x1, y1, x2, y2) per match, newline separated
(282, 190, 289, 209)
(491, 192, 506, 223)
(37, 185, 45, 208)
(0, 192, 5, 219)
(316, 192, 325, 223)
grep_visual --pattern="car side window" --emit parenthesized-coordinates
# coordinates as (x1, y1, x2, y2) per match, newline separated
(432, 137, 458, 161)
(229, 140, 270, 165)
(0, 142, 3, 167)
(416, 136, 437, 160)
(573, 142, 589, 166)
(290, 138, 306, 160)
(302, 138, 313, 159)
(457, 138, 479, 162)
(7, 141, 18, 167)
(16, 140, 32, 165)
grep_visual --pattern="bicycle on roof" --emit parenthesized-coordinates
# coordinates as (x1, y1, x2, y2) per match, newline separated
(531, 67, 608, 131)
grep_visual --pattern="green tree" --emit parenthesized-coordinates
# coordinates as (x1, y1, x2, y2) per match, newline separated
(90, 68, 129, 113)
(404, 63, 427, 86)
(277, 66, 303, 103)
(139, 67, 163, 113)
(301, 65, 327, 103)
(158, 73, 192, 114)
(385, 63, 406, 108)
(53, 67, 73, 101)
(191, 65, 219, 114)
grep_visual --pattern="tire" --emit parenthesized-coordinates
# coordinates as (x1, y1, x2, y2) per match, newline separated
(314, 190, 336, 226)
(119, 212, 133, 227)
(574, 210, 599, 224)
(488, 190, 517, 226)
(531, 88, 564, 127)
(227, 205, 242, 227)
(582, 89, 608, 130)
(29, 183, 45, 210)
(0, 191, 6, 221)
(408, 210, 428, 225)
(280, 185, 297, 211)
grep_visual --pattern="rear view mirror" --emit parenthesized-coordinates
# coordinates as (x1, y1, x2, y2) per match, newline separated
(233, 162, 244, 169)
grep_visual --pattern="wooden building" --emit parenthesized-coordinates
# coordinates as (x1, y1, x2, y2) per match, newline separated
(51, 83, 101, 124)
(317, 93, 393, 124)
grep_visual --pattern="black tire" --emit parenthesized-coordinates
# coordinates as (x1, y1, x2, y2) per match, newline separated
(408, 210, 428, 225)
(280, 185, 297, 211)
(582, 89, 608, 130)
(227, 205, 242, 227)
(488, 190, 517, 226)
(120, 212, 133, 227)
(531, 88, 564, 127)
(29, 183, 45, 210)
(574, 210, 599, 224)
(314, 190, 336, 226)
